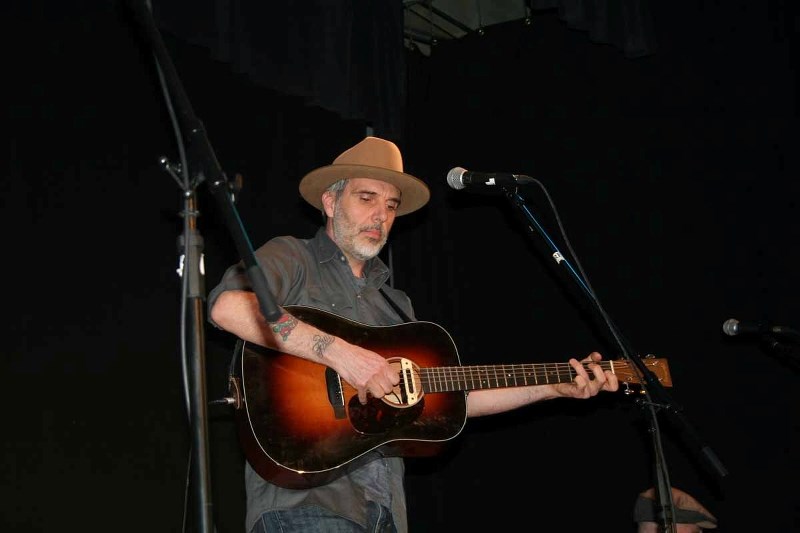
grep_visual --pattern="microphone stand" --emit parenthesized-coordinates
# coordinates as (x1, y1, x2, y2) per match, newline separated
(498, 185, 729, 532)
(126, 2, 283, 532)
(760, 333, 800, 373)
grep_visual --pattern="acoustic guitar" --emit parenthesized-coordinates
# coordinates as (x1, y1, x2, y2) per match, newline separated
(233, 305, 672, 489)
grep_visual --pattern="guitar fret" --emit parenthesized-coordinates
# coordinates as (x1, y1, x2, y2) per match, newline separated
(505, 364, 517, 386)
(548, 363, 556, 384)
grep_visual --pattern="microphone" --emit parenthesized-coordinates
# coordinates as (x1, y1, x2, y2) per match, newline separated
(446, 166, 535, 191)
(722, 318, 764, 336)
(722, 318, 800, 341)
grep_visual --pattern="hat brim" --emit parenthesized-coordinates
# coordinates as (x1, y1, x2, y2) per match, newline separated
(299, 164, 430, 217)
(633, 496, 718, 529)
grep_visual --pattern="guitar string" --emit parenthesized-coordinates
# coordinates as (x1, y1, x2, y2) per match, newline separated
(396, 362, 657, 388)
(411, 361, 617, 380)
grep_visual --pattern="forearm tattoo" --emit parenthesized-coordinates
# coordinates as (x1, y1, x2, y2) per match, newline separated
(270, 314, 298, 342)
(312, 334, 334, 359)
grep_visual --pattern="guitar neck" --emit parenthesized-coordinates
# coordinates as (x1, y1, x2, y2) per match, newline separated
(419, 361, 616, 393)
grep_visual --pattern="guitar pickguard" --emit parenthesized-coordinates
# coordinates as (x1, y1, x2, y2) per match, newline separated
(348, 395, 425, 434)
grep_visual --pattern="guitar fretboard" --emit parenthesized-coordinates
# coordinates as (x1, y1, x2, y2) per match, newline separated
(418, 361, 615, 392)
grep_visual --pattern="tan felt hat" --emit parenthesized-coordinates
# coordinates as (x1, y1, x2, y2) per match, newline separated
(299, 136, 430, 216)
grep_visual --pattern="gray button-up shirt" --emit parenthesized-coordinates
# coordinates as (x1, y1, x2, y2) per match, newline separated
(208, 227, 414, 532)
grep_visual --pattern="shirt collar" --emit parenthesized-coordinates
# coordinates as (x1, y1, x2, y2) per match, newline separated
(311, 226, 391, 285)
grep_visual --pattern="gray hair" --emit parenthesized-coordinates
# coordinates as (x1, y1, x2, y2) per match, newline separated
(321, 178, 348, 221)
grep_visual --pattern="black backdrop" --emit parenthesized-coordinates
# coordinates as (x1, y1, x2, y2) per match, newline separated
(4, 2, 798, 532)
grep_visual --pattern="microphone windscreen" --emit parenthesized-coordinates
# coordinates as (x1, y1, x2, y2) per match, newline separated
(722, 318, 739, 336)
(446, 167, 467, 190)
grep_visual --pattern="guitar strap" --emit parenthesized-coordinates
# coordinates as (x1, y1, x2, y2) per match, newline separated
(379, 287, 412, 323)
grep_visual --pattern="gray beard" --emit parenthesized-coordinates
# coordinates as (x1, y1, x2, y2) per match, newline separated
(332, 218, 385, 262)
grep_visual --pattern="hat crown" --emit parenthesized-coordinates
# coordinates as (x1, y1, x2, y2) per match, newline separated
(332, 137, 404, 173)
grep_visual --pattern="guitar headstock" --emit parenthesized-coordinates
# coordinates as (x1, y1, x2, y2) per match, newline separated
(613, 356, 673, 389)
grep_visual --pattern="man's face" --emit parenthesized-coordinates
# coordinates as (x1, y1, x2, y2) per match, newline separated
(324, 177, 401, 262)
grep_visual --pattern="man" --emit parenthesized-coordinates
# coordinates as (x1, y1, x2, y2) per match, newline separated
(208, 136, 619, 532)
(634, 487, 718, 532)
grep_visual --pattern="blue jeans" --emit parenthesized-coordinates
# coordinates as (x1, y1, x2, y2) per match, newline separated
(250, 502, 397, 533)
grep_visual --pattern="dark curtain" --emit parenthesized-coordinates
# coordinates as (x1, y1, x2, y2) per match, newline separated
(533, 0, 657, 58)
(5, 1, 798, 532)
(396, 3, 798, 532)
(151, 1, 656, 141)
(152, 0, 407, 140)
(5, 2, 367, 531)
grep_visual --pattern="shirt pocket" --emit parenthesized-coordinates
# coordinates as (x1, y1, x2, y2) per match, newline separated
(306, 285, 354, 316)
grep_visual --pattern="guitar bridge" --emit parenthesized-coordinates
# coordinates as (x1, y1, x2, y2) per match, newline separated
(326, 367, 347, 419)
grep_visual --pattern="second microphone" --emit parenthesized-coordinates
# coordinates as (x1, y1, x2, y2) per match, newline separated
(446, 167, 535, 191)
